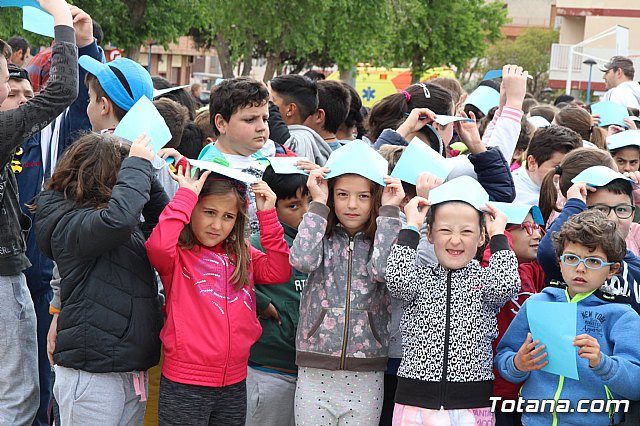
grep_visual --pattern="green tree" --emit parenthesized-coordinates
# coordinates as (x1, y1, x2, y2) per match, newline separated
(383, 0, 508, 82)
(485, 27, 559, 97)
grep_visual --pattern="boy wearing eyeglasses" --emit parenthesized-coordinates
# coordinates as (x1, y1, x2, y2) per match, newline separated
(496, 209, 640, 426)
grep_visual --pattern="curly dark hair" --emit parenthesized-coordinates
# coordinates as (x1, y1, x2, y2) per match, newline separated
(209, 77, 269, 136)
(552, 209, 626, 263)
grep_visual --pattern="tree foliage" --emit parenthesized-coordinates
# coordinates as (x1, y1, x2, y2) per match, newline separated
(485, 27, 559, 97)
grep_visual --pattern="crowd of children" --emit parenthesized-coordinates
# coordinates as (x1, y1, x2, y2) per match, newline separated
(2, 2, 640, 425)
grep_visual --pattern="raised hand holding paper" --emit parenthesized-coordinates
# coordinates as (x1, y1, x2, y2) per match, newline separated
(114, 96, 172, 153)
(391, 137, 453, 183)
(526, 300, 579, 380)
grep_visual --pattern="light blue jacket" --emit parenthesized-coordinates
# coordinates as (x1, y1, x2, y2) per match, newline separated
(496, 285, 640, 425)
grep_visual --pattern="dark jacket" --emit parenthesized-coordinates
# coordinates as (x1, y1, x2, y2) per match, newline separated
(16, 40, 102, 299)
(373, 129, 515, 202)
(0, 26, 78, 276)
(35, 157, 168, 373)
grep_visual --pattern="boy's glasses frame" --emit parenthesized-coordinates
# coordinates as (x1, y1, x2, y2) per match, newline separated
(559, 254, 614, 270)
(505, 222, 545, 236)
(587, 203, 635, 219)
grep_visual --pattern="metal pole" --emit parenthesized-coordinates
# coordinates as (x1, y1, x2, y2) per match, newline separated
(147, 43, 153, 72)
(566, 45, 573, 95)
(586, 64, 593, 104)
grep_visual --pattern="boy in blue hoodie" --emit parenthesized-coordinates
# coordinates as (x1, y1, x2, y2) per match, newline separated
(496, 209, 640, 426)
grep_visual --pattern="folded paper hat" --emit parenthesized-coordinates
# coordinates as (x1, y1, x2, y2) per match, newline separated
(79, 56, 154, 111)
(113, 96, 172, 153)
(571, 165, 632, 187)
(590, 101, 629, 128)
(325, 140, 388, 186)
(267, 157, 309, 175)
(464, 85, 500, 116)
(527, 116, 551, 128)
(391, 137, 453, 183)
(607, 130, 640, 151)
(188, 159, 259, 184)
(489, 202, 544, 225)
(428, 176, 489, 210)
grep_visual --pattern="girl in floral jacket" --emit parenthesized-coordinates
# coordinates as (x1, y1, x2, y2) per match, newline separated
(290, 162, 404, 425)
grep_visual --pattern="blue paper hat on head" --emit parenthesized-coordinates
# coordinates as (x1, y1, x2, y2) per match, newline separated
(428, 176, 489, 211)
(79, 56, 154, 111)
(490, 202, 544, 225)
(390, 138, 453, 183)
(324, 140, 388, 186)
(464, 85, 500, 116)
(607, 130, 640, 151)
(527, 116, 551, 128)
(571, 165, 633, 187)
(590, 101, 629, 128)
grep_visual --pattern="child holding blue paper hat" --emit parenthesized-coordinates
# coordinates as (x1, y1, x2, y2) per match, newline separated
(290, 141, 404, 425)
(245, 164, 311, 426)
(385, 176, 520, 426)
(34, 133, 168, 425)
(496, 209, 640, 426)
(480, 203, 546, 426)
(145, 160, 291, 426)
(538, 161, 640, 314)
(607, 129, 640, 173)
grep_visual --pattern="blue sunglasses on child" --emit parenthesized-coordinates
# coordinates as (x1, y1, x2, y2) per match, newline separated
(559, 254, 614, 270)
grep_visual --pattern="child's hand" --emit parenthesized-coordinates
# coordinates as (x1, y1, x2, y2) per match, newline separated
(158, 148, 184, 164)
(128, 134, 154, 162)
(252, 181, 277, 211)
(307, 168, 330, 204)
(415, 172, 443, 199)
(47, 313, 58, 366)
(591, 114, 601, 127)
(259, 303, 282, 325)
(566, 182, 595, 204)
(37, 0, 73, 27)
(396, 108, 437, 140)
(454, 93, 468, 116)
(295, 159, 320, 173)
(404, 196, 430, 229)
(482, 203, 508, 237)
(381, 176, 405, 207)
(608, 125, 625, 136)
(514, 332, 548, 372)
(502, 64, 528, 110)
(169, 163, 211, 195)
(70, 5, 93, 48)
(454, 111, 485, 154)
(624, 117, 638, 130)
(573, 334, 602, 368)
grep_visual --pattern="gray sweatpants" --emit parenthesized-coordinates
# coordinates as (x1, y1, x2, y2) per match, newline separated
(54, 365, 147, 426)
(245, 367, 296, 426)
(0, 273, 39, 426)
(295, 367, 384, 426)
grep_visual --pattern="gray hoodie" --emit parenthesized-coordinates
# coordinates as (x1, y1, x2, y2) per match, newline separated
(284, 125, 333, 166)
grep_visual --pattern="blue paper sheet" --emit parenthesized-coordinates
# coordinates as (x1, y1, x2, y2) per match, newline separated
(483, 69, 503, 80)
(428, 175, 489, 210)
(434, 115, 474, 126)
(527, 300, 579, 380)
(268, 157, 309, 175)
(325, 140, 388, 186)
(391, 137, 453, 182)
(113, 96, 172, 153)
(22, 5, 54, 37)
(489, 202, 544, 225)
(464, 85, 500, 115)
(0, 0, 42, 9)
(591, 101, 629, 128)
(571, 165, 632, 187)
(527, 116, 551, 128)
(607, 129, 640, 151)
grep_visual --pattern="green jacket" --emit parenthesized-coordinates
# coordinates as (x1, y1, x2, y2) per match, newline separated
(249, 222, 306, 372)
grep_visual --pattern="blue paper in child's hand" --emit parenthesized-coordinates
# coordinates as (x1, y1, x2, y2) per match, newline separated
(0, 0, 42, 9)
(22, 5, 54, 37)
(391, 137, 453, 182)
(483, 69, 503, 80)
(268, 157, 309, 175)
(591, 101, 630, 128)
(527, 300, 579, 380)
(114, 96, 172, 153)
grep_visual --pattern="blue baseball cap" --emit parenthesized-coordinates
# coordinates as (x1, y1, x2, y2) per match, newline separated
(79, 56, 153, 111)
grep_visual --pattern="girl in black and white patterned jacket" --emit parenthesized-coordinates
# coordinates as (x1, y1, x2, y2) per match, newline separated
(385, 176, 520, 426)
